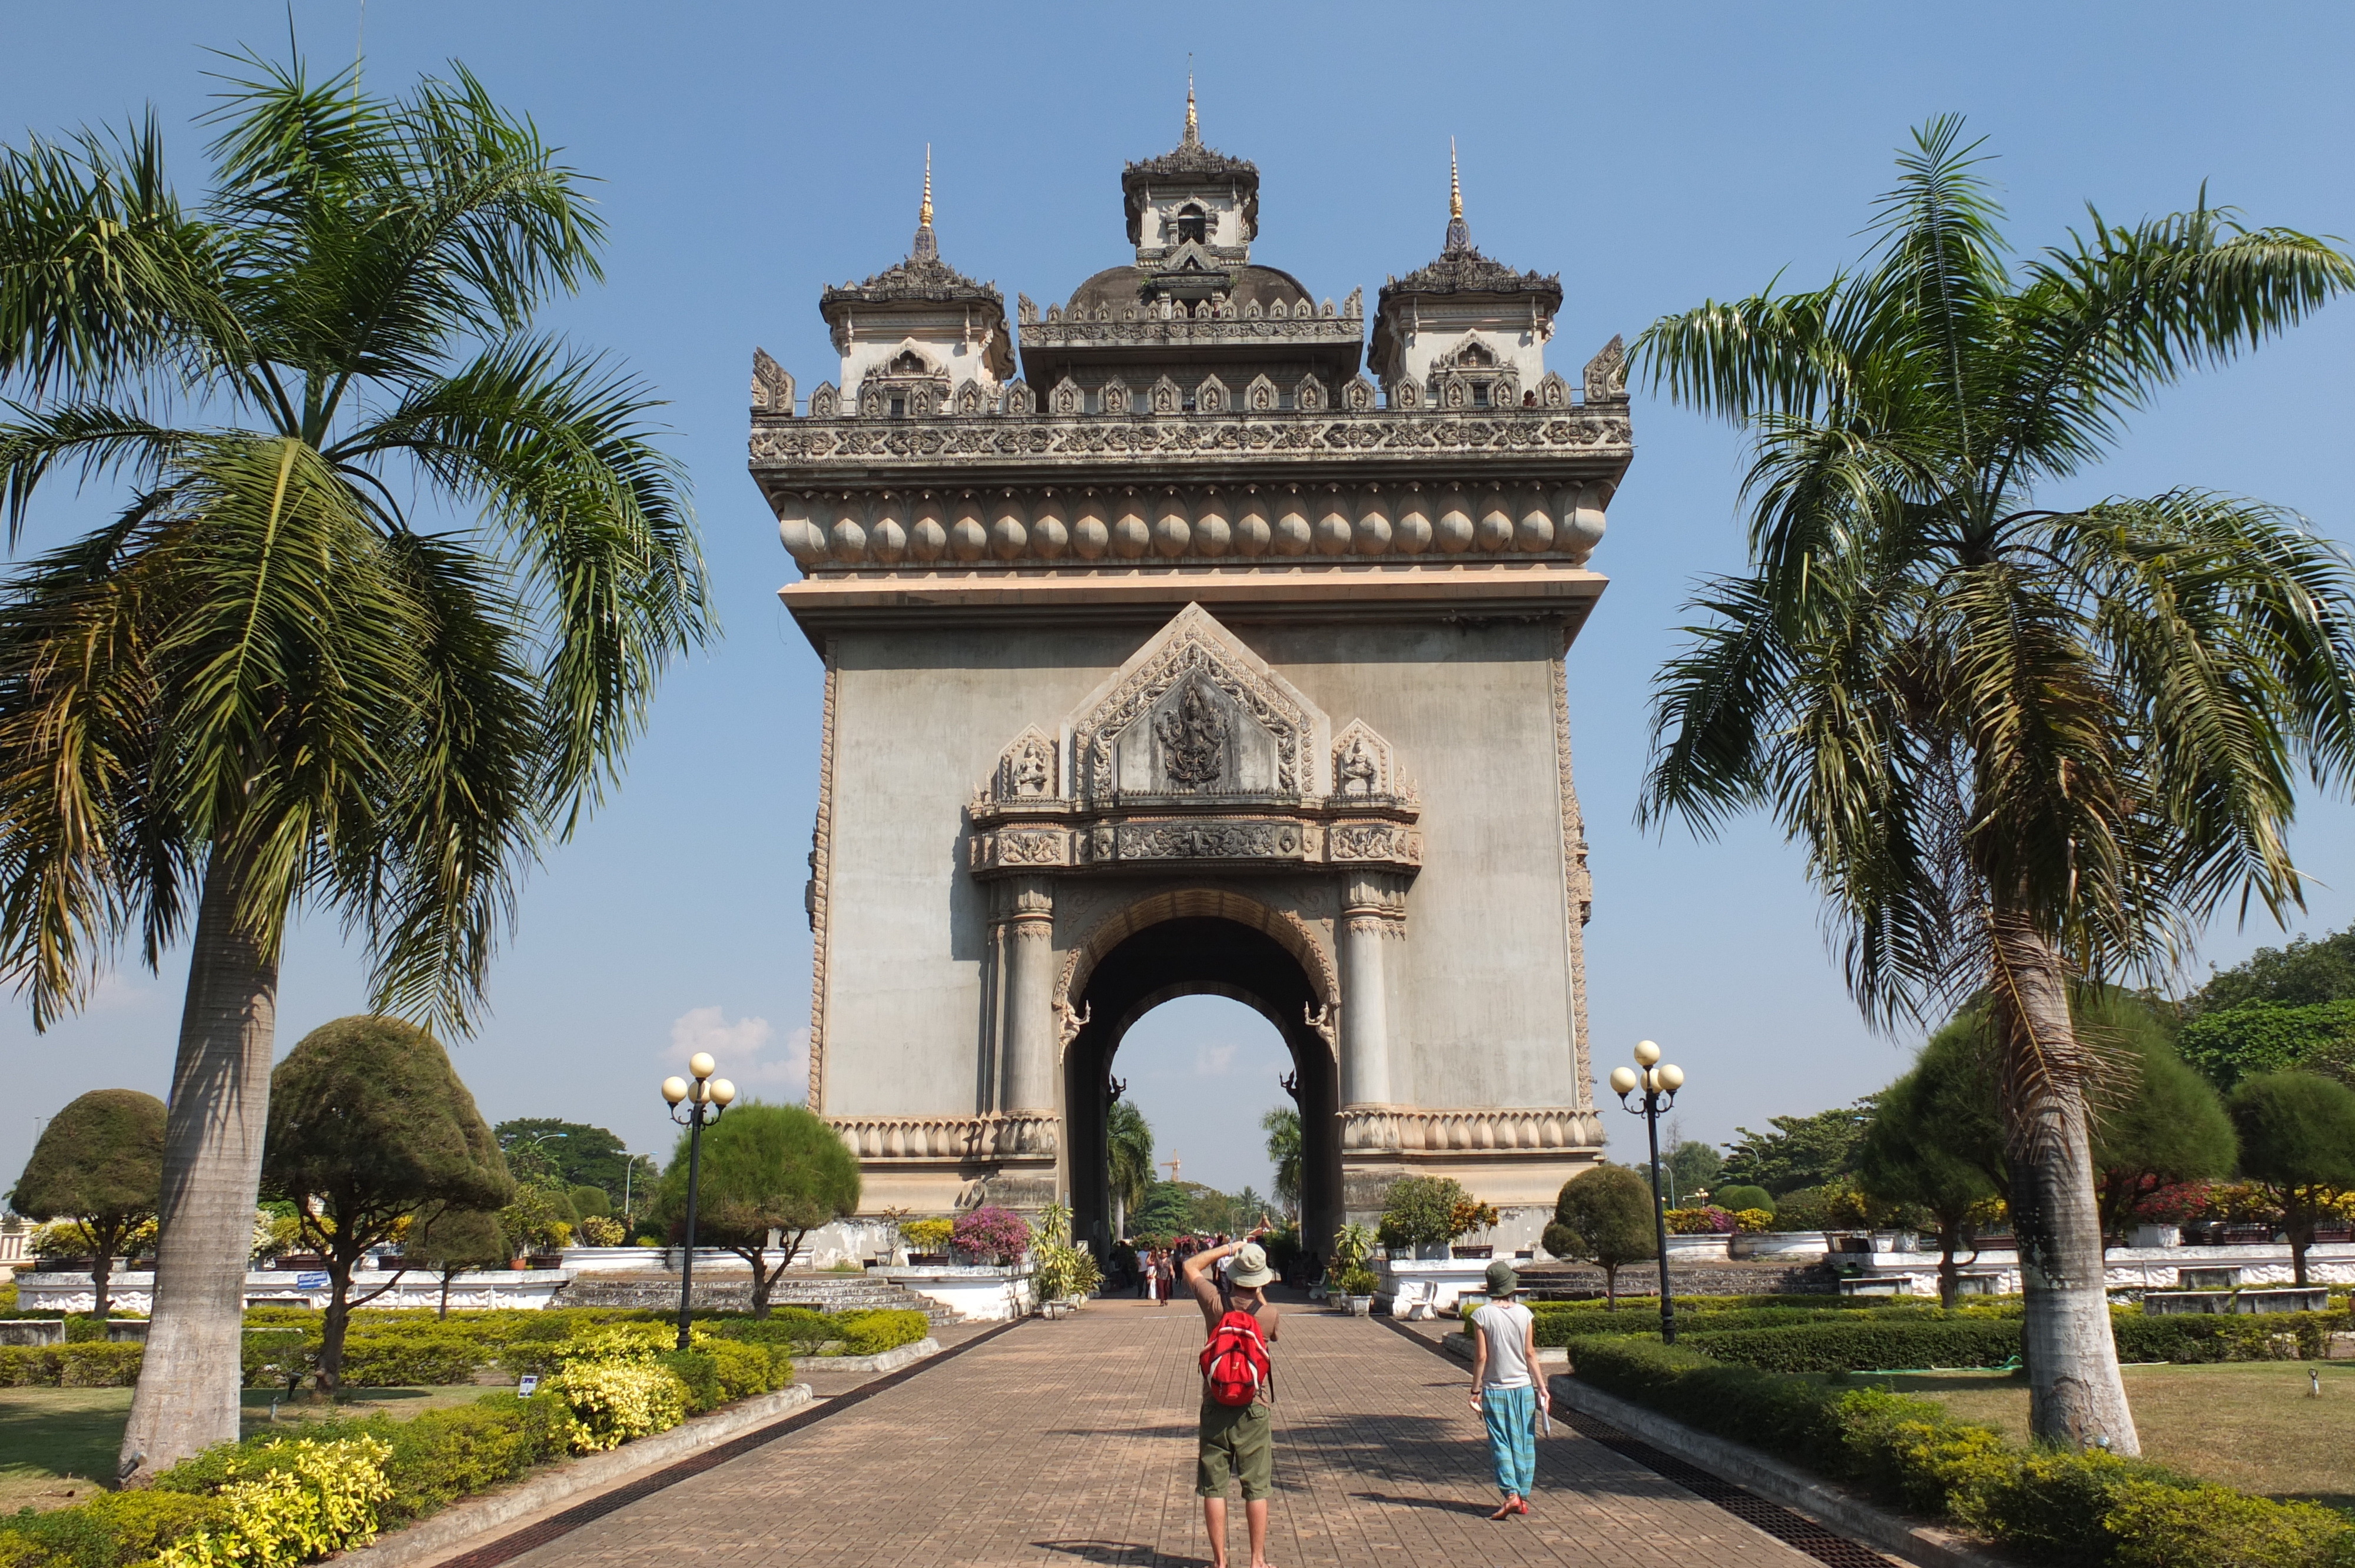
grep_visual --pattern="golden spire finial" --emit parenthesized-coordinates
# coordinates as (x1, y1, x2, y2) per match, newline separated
(1185, 71, 1198, 145)
(920, 144, 934, 229)
(1449, 138, 1462, 220)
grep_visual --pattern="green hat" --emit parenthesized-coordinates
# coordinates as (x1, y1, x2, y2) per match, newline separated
(1483, 1260, 1520, 1296)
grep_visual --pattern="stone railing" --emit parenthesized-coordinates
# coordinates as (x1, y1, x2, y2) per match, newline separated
(828, 1111, 1060, 1162)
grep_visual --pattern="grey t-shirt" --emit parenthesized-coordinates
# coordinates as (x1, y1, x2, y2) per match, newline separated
(1471, 1300, 1535, 1388)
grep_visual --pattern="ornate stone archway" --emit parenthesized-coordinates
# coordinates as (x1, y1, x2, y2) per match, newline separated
(755, 121, 1623, 1254)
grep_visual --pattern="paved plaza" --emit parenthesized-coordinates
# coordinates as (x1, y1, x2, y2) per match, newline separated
(474, 1298, 1866, 1568)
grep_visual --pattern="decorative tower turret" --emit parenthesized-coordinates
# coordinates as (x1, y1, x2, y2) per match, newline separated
(814, 152, 1013, 417)
(1369, 148, 1569, 412)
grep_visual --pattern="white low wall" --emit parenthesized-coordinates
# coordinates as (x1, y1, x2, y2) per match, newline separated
(16, 1268, 573, 1315)
(1374, 1258, 1495, 1317)
(1842, 1241, 2355, 1296)
(874, 1265, 1031, 1322)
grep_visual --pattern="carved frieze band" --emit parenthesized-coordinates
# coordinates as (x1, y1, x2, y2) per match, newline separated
(830, 1112, 1061, 1163)
(1339, 1107, 1606, 1155)
(968, 816, 1421, 875)
(751, 408, 1628, 467)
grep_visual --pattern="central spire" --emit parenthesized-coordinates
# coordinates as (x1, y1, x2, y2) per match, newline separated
(911, 145, 937, 262)
(1183, 73, 1199, 148)
(1445, 139, 1471, 254)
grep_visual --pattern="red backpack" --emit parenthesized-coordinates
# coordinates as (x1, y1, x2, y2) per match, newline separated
(1200, 1309, 1273, 1407)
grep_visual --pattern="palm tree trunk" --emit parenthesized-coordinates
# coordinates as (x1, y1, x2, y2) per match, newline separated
(1988, 913, 2140, 1455)
(118, 852, 281, 1484)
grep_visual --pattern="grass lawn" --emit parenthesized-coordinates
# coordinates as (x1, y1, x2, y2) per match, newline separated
(1859, 1361, 2355, 1513)
(0, 1385, 491, 1514)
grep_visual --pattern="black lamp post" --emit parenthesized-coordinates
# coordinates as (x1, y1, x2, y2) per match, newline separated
(661, 1052, 736, 1351)
(1608, 1039, 1687, 1346)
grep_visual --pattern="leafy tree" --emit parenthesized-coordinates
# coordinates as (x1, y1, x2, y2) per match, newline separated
(1632, 117, 2355, 1451)
(1261, 1106, 1302, 1219)
(492, 1119, 655, 1213)
(1664, 1139, 1722, 1205)
(1716, 1105, 1874, 1195)
(9, 1089, 165, 1318)
(497, 1182, 571, 1254)
(2177, 1001, 2355, 1092)
(1230, 1186, 1272, 1231)
(1858, 1067, 2002, 1307)
(1377, 1175, 1471, 1251)
(264, 1016, 513, 1390)
(2087, 1013, 2237, 1244)
(2227, 1072, 2355, 1286)
(653, 1103, 860, 1317)
(406, 1207, 507, 1318)
(2189, 925, 2355, 1015)
(1130, 1180, 1192, 1243)
(567, 1184, 611, 1221)
(1547, 1165, 1658, 1309)
(0, 54, 711, 1477)
(1106, 1099, 1154, 1238)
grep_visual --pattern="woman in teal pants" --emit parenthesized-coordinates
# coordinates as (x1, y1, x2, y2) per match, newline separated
(1467, 1260, 1548, 1518)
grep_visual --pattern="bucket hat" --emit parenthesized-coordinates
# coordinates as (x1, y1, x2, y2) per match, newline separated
(1483, 1259, 1520, 1296)
(1228, 1241, 1275, 1288)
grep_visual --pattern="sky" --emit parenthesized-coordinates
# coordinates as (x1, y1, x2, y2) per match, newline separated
(3, 1, 2351, 1203)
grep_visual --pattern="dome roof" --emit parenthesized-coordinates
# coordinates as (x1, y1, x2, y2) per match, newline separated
(1064, 263, 1309, 318)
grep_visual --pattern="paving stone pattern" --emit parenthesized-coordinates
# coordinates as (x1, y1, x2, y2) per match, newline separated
(495, 1297, 1837, 1568)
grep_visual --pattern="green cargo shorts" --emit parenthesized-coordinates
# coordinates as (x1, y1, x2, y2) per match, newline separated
(1196, 1397, 1273, 1500)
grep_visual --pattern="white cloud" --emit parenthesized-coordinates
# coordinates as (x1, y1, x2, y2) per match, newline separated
(1193, 1041, 1239, 1077)
(665, 1008, 808, 1104)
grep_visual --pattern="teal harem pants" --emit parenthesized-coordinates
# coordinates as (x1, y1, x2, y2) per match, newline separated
(1480, 1384, 1537, 1497)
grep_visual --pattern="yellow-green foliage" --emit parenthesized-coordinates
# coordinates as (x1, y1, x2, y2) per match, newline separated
(0, 1341, 143, 1387)
(545, 1360, 689, 1453)
(902, 1217, 954, 1251)
(2102, 1479, 2355, 1568)
(152, 1437, 394, 1568)
(1730, 1207, 1776, 1233)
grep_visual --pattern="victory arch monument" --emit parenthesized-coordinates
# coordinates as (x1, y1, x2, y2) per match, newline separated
(748, 98, 1631, 1257)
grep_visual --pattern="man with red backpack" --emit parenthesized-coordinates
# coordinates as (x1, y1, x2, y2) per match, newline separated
(1183, 1230, 1281, 1568)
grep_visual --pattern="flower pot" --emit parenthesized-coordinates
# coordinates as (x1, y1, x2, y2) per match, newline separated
(524, 1253, 564, 1270)
(273, 1254, 329, 1271)
(1413, 1243, 1450, 1261)
(1343, 1294, 1374, 1316)
(1450, 1244, 1493, 1259)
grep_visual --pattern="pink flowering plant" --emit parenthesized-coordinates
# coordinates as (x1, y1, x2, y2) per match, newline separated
(951, 1205, 1031, 1265)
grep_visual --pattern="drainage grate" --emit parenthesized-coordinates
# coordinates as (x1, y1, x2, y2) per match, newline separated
(1376, 1317, 1895, 1568)
(436, 1317, 1029, 1567)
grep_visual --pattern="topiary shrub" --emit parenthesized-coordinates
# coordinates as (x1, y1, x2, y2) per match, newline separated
(656, 1350, 721, 1413)
(831, 1310, 927, 1356)
(1713, 1184, 1775, 1217)
(1682, 1320, 2024, 1374)
(1376, 1175, 1471, 1251)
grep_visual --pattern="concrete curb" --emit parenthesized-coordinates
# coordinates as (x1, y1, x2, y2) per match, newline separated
(340, 1383, 815, 1567)
(796, 1336, 941, 1376)
(1546, 1374, 2019, 1568)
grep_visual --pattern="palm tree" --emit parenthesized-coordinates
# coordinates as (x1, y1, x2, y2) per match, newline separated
(1106, 1098, 1153, 1238)
(1634, 117, 2355, 1453)
(1261, 1106, 1301, 1220)
(0, 54, 709, 1479)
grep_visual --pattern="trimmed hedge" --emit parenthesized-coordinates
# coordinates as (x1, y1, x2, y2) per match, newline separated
(1527, 1303, 1955, 1347)
(2114, 1310, 2349, 1365)
(1683, 1320, 2025, 1373)
(0, 1342, 144, 1387)
(1569, 1336, 2355, 1566)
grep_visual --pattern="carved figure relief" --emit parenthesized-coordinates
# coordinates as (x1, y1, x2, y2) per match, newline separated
(1329, 719, 1402, 800)
(1153, 677, 1230, 790)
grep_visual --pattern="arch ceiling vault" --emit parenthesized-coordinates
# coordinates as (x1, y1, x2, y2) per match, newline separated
(758, 108, 1622, 1255)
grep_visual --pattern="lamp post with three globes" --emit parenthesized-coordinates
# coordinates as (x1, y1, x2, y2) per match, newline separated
(661, 1053, 737, 1350)
(1608, 1041, 1686, 1344)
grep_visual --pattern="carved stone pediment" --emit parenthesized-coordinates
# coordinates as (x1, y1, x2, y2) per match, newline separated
(1068, 603, 1326, 803)
(966, 606, 1421, 881)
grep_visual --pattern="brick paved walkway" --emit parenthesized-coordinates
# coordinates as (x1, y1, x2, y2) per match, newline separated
(500, 1298, 1834, 1567)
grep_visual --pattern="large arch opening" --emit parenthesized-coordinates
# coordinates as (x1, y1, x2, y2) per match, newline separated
(1064, 909, 1344, 1268)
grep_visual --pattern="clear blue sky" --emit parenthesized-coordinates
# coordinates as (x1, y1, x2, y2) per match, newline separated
(4, 2, 2351, 1202)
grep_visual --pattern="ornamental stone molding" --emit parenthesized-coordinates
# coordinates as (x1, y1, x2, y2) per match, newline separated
(1339, 1106, 1606, 1156)
(829, 1112, 1061, 1162)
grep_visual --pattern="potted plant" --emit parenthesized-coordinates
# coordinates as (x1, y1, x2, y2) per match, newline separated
(952, 1205, 1031, 1267)
(1448, 1197, 1501, 1258)
(902, 1217, 954, 1265)
(1329, 1222, 1377, 1314)
(1377, 1176, 1472, 1260)
(1333, 1264, 1379, 1315)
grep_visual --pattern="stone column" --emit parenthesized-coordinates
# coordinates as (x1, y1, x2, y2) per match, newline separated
(1339, 872, 1405, 1108)
(998, 876, 1057, 1114)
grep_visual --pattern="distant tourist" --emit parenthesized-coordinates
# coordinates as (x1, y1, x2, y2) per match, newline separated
(1184, 1230, 1279, 1568)
(1467, 1259, 1547, 1519)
